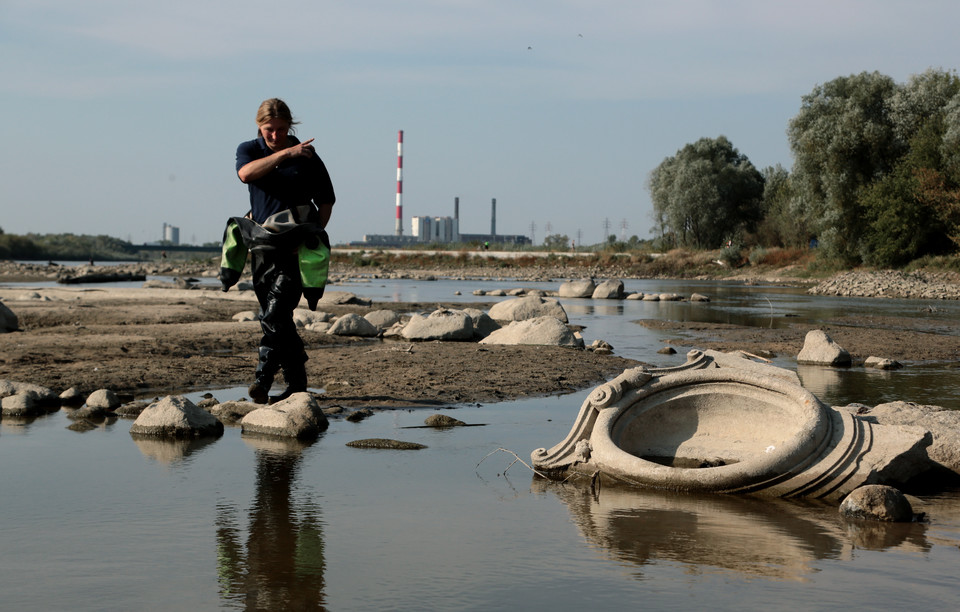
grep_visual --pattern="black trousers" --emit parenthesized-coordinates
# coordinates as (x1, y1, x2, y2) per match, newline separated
(251, 249, 307, 390)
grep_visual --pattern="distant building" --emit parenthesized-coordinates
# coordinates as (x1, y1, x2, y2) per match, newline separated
(162, 223, 180, 245)
(412, 216, 459, 243)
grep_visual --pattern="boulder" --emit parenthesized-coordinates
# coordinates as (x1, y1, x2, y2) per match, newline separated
(0, 380, 59, 407)
(641, 294, 660, 301)
(129, 395, 224, 438)
(797, 330, 851, 366)
(318, 291, 371, 306)
(425, 414, 467, 427)
(479, 316, 584, 348)
(0, 301, 18, 332)
(625, 292, 644, 300)
(851, 401, 960, 479)
(293, 309, 333, 327)
(592, 279, 624, 299)
(86, 389, 121, 410)
(1, 393, 38, 417)
(865, 356, 903, 370)
(839, 485, 914, 522)
(461, 307, 500, 340)
(558, 279, 596, 298)
(241, 392, 329, 439)
(327, 313, 380, 337)
(59, 387, 85, 405)
(690, 293, 711, 302)
(209, 400, 259, 424)
(488, 295, 568, 323)
(232, 311, 257, 322)
(364, 309, 401, 329)
(401, 309, 474, 341)
(659, 293, 683, 301)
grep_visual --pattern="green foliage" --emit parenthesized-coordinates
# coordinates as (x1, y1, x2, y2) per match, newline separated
(648, 136, 764, 249)
(788, 71, 900, 264)
(787, 68, 960, 266)
(542, 233, 570, 251)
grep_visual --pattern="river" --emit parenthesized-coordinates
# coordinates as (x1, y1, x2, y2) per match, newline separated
(2, 275, 959, 610)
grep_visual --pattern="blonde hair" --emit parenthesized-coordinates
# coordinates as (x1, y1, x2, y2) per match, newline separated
(255, 98, 299, 134)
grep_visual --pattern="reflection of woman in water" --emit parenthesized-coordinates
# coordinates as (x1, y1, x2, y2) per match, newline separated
(216, 447, 325, 609)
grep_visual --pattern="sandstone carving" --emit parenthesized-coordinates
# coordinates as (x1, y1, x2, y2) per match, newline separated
(532, 350, 933, 501)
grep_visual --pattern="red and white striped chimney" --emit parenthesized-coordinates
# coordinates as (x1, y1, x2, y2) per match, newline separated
(395, 130, 404, 236)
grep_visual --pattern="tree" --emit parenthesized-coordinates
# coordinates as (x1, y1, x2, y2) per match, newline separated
(788, 71, 900, 264)
(542, 233, 570, 251)
(648, 136, 764, 249)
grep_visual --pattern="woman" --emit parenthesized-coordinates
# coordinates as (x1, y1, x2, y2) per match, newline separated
(232, 98, 336, 404)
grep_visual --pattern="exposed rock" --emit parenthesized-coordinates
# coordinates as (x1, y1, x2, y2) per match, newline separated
(690, 293, 711, 302)
(848, 400, 960, 480)
(425, 414, 467, 427)
(865, 356, 903, 370)
(659, 293, 683, 301)
(461, 307, 500, 340)
(364, 309, 401, 329)
(232, 311, 257, 322)
(401, 309, 474, 341)
(241, 392, 329, 439)
(625, 292, 644, 300)
(327, 313, 380, 337)
(346, 408, 374, 422)
(346, 438, 427, 450)
(0, 301, 19, 332)
(67, 419, 99, 432)
(592, 279, 624, 300)
(86, 389, 121, 410)
(1, 393, 37, 417)
(115, 400, 151, 418)
(657, 346, 677, 355)
(558, 279, 596, 298)
(839, 485, 914, 522)
(479, 316, 584, 348)
(129, 395, 224, 438)
(641, 293, 660, 301)
(810, 270, 960, 300)
(488, 295, 568, 323)
(209, 400, 259, 424)
(67, 403, 112, 420)
(796, 329, 852, 366)
(59, 387, 85, 405)
(319, 291, 371, 306)
(0, 380, 59, 411)
(293, 308, 332, 327)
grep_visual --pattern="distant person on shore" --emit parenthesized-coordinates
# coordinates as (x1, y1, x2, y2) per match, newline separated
(230, 98, 336, 404)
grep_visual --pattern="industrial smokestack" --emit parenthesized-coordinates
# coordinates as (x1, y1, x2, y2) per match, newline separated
(454, 197, 459, 220)
(395, 130, 403, 236)
(491, 198, 496, 237)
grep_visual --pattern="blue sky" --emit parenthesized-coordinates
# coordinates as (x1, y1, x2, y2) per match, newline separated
(2, 0, 958, 246)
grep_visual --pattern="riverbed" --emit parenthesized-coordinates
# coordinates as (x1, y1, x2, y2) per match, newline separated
(2, 275, 960, 610)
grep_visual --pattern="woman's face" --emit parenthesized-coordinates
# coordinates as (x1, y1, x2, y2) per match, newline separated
(259, 118, 291, 151)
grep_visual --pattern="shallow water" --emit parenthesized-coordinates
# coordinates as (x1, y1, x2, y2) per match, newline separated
(4, 276, 960, 610)
(3, 390, 960, 611)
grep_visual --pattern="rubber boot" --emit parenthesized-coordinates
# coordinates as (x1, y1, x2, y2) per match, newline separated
(249, 347, 278, 405)
(269, 352, 308, 404)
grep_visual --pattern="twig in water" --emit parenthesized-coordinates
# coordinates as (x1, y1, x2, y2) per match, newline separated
(477, 447, 550, 479)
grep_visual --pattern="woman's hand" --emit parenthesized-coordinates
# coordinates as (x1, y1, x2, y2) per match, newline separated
(286, 138, 315, 159)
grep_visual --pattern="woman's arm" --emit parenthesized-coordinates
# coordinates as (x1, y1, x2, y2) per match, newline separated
(237, 138, 316, 183)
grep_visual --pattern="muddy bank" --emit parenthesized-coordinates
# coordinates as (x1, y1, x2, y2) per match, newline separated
(0, 286, 639, 407)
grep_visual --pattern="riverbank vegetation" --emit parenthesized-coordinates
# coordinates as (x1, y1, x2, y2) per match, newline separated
(650, 68, 960, 269)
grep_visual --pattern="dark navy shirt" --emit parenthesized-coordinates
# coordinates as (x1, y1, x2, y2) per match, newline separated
(235, 135, 336, 224)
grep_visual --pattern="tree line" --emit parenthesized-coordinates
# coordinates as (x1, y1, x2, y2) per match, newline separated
(0, 229, 138, 261)
(649, 68, 960, 267)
